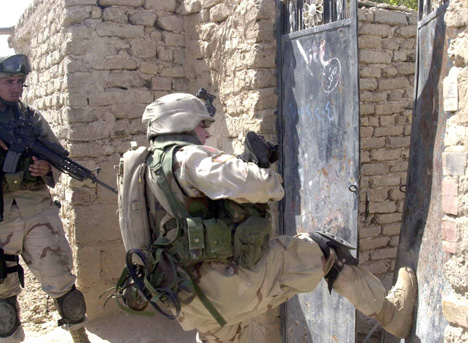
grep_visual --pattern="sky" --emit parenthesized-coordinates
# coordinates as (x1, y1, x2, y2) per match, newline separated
(0, 0, 34, 56)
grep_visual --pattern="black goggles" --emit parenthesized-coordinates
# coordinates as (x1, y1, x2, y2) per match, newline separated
(0, 55, 31, 75)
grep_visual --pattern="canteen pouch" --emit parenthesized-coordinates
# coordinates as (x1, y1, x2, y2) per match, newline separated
(4, 172, 24, 192)
(233, 215, 271, 269)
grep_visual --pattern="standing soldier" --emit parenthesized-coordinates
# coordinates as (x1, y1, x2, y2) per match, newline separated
(119, 92, 418, 343)
(0, 54, 90, 343)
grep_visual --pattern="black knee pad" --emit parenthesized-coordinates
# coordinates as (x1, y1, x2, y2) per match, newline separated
(309, 231, 359, 292)
(55, 285, 87, 327)
(0, 296, 20, 338)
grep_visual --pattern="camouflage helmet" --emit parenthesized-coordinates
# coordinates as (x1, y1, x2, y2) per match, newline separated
(0, 54, 31, 78)
(142, 93, 215, 140)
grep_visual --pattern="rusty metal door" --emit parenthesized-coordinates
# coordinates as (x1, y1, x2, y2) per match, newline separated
(276, 0, 360, 341)
(383, 1, 456, 342)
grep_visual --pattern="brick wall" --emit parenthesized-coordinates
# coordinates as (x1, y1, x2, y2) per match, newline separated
(9, 0, 419, 340)
(357, 4, 416, 291)
(441, 0, 468, 341)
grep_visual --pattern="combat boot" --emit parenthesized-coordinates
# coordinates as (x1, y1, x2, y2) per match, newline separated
(70, 327, 91, 343)
(373, 267, 417, 338)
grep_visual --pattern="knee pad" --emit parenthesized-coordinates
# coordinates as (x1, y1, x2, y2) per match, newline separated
(55, 286, 87, 327)
(0, 296, 20, 338)
(309, 231, 359, 292)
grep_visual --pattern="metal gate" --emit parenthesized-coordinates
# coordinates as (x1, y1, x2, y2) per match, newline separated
(384, 0, 456, 342)
(276, 0, 360, 341)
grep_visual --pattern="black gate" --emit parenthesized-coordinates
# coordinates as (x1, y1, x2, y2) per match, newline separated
(276, 0, 360, 341)
(384, 0, 455, 342)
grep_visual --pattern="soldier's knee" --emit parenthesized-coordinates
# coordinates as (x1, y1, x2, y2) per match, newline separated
(55, 285, 87, 327)
(0, 296, 21, 338)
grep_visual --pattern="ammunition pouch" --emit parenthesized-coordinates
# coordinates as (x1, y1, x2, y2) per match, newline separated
(4, 172, 24, 192)
(233, 215, 271, 268)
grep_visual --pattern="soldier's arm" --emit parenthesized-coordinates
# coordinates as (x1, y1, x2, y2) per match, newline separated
(175, 145, 284, 204)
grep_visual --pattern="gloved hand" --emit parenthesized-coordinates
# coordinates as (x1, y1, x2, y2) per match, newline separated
(237, 131, 279, 168)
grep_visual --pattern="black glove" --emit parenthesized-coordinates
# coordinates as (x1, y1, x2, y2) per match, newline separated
(237, 131, 279, 168)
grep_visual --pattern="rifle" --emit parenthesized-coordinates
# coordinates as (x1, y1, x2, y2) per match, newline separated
(0, 116, 117, 194)
(196, 88, 216, 117)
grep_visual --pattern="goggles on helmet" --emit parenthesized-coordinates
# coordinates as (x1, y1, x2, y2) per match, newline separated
(0, 55, 31, 75)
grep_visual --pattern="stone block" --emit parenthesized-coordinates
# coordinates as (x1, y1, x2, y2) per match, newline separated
(360, 66, 382, 78)
(130, 38, 157, 58)
(177, 0, 202, 15)
(103, 7, 129, 23)
(360, 226, 381, 239)
(360, 237, 390, 250)
(359, 35, 382, 49)
(375, 213, 403, 224)
(396, 25, 417, 38)
(382, 38, 400, 50)
(379, 77, 411, 91)
(63, 6, 92, 26)
(157, 14, 184, 32)
(382, 224, 401, 236)
(140, 62, 159, 75)
(96, 22, 144, 38)
(362, 163, 388, 176)
(368, 188, 389, 202)
(151, 77, 172, 90)
(210, 3, 230, 22)
(99, 0, 144, 6)
(393, 51, 409, 62)
(388, 136, 411, 148)
(162, 32, 185, 46)
(360, 50, 392, 64)
(159, 66, 186, 78)
(443, 152, 467, 176)
(89, 88, 153, 106)
(371, 247, 398, 260)
(374, 126, 404, 137)
(443, 294, 468, 328)
(145, 0, 177, 11)
(372, 175, 401, 187)
(382, 66, 398, 77)
(389, 162, 408, 173)
(129, 10, 157, 26)
(75, 246, 101, 285)
(73, 204, 121, 244)
(375, 102, 404, 115)
(373, 9, 408, 25)
(442, 178, 458, 215)
(442, 220, 457, 243)
(202, 0, 223, 9)
(94, 57, 138, 70)
(360, 103, 375, 116)
(446, 1, 468, 28)
(369, 201, 397, 214)
(361, 126, 373, 138)
(360, 78, 378, 91)
(360, 23, 391, 37)
(64, 0, 96, 6)
(100, 243, 127, 282)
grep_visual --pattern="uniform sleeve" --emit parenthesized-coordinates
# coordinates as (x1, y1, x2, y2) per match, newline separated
(29, 108, 63, 187)
(175, 145, 284, 204)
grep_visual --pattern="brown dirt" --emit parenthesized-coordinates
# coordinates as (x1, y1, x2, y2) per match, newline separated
(17, 263, 196, 343)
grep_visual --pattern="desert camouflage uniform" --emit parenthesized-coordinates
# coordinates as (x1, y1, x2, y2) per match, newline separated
(146, 144, 387, 343)
(0, 104, 81, 343)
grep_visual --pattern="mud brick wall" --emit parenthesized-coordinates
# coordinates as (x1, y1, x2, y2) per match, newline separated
(441, 0, 468, 341)
(9, 0, 422, 341)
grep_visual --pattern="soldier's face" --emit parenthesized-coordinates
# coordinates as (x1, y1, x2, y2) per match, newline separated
(0, 75, 26, 102)
(194, 121, 211, 144)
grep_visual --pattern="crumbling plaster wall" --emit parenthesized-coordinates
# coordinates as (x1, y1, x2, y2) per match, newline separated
(441, 0, 468, 341)
(8, 0, 422, 340)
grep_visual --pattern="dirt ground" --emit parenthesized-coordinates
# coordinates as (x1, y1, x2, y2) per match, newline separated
(17, 265, 196, 343)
